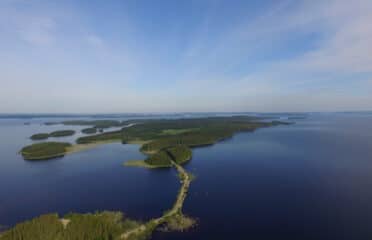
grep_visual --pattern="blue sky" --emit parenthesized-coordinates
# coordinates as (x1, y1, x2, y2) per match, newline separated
(1, 0, 372, 113)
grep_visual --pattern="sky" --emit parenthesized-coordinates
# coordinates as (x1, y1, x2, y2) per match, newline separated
(1, 0, 372, 113)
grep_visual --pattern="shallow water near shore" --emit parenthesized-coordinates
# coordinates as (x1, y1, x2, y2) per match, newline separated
(1, 113, 372, 239)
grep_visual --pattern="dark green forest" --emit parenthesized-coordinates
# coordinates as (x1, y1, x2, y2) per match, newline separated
(0, 211, 140, 240)
(20, 142, 71, 160)
(30, 130, 75, 140)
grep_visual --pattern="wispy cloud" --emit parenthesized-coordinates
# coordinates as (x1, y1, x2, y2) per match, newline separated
(86, 34, 105, 48)
(17, 16, 56, 45)
(0, 0, 372, 112)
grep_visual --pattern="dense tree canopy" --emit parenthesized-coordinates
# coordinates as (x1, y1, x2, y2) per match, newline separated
(20, 142, 71, 160)
(0, 212, 139, 240)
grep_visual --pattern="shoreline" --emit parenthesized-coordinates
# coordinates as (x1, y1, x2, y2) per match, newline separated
(66, 140, 150, 155)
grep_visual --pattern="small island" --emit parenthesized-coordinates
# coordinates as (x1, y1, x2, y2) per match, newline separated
(49, 130, 76, 137)
(20, 142, 72, 160)
(30, 133, 50, 140)
(61, 120, 128, 129)
(30, 130, 76, 141)
(81, 127, 98, 134)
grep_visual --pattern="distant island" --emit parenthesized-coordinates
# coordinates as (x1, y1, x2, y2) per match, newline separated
(30, 130, 75, 140)
(81, 127, 98, 134)
(5, 117, 291, 239)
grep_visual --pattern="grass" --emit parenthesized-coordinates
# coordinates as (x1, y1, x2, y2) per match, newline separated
(20, 142, 72, 160)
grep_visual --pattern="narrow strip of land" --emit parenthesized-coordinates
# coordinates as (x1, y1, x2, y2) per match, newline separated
(120, 160, 191, 239)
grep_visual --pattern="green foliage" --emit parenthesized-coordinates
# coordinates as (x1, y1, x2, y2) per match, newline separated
(20, 142, 71, 160)
(81, 127, 97, 134)
(61, 211, 137, 240)
(44, 122, 59, 125)
(26, 117, 280, 161)
(166, 145, 192, 164)
(30, 133, 49, 140)
(76, 130, 123, 144)
(160, 128, 198, 135)
(144, 150, 172, 167)
(76, 117, 277, 153)
(30, 130, 75, 141)
(50, 130, 76, 137)
(0, 214, 63, 240)
(142, 146, 192, 167)
(61, 120, 129, 129)
(139, 126, 238, 153)
(0, 212, 140, 240)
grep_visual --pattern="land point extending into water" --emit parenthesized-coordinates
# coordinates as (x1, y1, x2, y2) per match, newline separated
(6, 117, 290, 239)
(21, 117, 288, 162)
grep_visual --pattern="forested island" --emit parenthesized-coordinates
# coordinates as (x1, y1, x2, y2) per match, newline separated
(81, 127, 98, 134)
(7, 117, 290, 239)
(20, 142, 72, 160)
(30, 130, 75, 140)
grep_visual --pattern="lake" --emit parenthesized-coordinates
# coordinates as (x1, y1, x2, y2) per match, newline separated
(1, 113, 372, 239)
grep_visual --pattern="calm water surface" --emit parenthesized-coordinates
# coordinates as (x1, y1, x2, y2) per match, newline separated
(1, 113, 372, 240)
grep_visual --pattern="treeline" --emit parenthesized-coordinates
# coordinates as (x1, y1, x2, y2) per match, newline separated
(50, 130, 75, 137)
(61, 120, 134, 129)
(140, 130, 230, 153)
(30, 130, 75, 140)
(0, 211, 140, 240)
(81, 127, 97, 134)
(144, 145, 192, 167)
(75, 117, 277, 153)
(76, 130, 123, 144)
(145, 150, 173, 166)
(0, 214, 62, 240)
(167, 145, 192, 164)
(30, 133, 50, 140)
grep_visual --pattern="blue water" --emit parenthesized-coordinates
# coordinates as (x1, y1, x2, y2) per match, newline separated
(0, 118, 179, 225)
(153, 113, 372, 240)
(1, 113, 372, 239)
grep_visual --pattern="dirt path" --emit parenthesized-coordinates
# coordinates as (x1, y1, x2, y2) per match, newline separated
(60, 219, 70, 229)
(120, 161, 191, 239)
